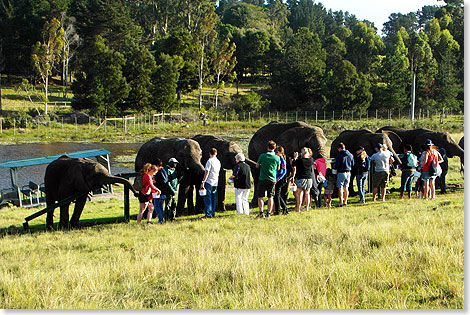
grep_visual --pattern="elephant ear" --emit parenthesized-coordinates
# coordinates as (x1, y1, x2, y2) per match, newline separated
(277, 127, 315, 157)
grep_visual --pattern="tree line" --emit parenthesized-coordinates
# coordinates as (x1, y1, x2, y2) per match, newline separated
(0, 0, 464, 117)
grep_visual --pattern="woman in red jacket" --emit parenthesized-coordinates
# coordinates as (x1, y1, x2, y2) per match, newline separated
(137, 163, 161, 224)
(421, 139, 443, 200)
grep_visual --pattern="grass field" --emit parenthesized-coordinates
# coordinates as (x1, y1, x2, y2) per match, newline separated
(0, 150, 464, 309)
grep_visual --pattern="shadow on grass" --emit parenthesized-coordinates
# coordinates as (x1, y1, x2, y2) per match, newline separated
(0, 207, 238, 238)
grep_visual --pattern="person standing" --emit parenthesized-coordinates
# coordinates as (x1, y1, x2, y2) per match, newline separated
(335, 142, 354, 207)
(354, 146, 370, 204)
(152, 158, 168, 224)
(137, 163, 161, 224)
(370, 143, 394, 202)
(200, 148, 221, 218)
(229, 153, 252, 215)
(164, 158, 182, 222)
(273, 146, 287, 215)
(437, 147, 448, 194)
(421, 140, 444, 200)
(399, 144, 418, 200)
(256, 140, 280, 218)
(291, 147, 315, 212)
(311, 156, 327, 208)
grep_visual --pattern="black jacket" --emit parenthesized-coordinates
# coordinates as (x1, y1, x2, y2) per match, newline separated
(234, 161, 251, 189)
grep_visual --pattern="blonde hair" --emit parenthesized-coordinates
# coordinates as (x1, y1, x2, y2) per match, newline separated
(301, 147, 310, 158)
(141, 163, 157, 175)
(360, 150, 367, 161)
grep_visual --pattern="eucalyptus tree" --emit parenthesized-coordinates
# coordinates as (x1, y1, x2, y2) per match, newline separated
(31, 18, 65, 115)
(60, 12, 80, 98)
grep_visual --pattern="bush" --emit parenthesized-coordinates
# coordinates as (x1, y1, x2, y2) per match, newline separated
(231, 90, 269, 112)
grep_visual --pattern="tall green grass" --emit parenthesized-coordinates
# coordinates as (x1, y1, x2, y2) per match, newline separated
(0, 182, 464, 309)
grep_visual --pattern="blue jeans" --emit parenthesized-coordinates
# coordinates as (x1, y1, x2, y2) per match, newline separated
(356, 173, 368, 203)
(153, 196, 166, 223)
(204, 183, 217, 218)
(400, 170, 414, 192)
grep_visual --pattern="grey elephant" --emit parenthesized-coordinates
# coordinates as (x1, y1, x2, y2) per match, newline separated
(330, 129, 402, 196)
(376, 126, 464, 165)
(44, 155, 138, 230)
(458, 136, 464, 150)
(192, 134, 256, 212)
(248, 121, 328, 203)
(134, 137, 205, 216)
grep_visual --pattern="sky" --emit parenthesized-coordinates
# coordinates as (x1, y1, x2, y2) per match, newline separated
(318, 0, 443, 34)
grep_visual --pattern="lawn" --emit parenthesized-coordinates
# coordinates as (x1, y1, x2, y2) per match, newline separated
(0, 161, 464, 308)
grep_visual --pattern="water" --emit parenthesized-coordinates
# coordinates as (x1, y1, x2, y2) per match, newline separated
(0, 142, 142, 190)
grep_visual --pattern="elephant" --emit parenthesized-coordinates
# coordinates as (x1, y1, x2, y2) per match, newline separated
(248, 121, 328, 203)
(192, 135, 257, 212)
(376, 126, 464, 166)
(330, 129, 402, 196)
(459, 136, 464, 150)
(44, 155, 138, 230)
(134, 137, 205, 216)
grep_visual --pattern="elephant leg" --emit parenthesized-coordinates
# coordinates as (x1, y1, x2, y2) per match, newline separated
(194, 174, 205, 214)
(176, 175, 191, 217)
(217, 170, 226, 211)
(251, 170, 260, 206)
(70, 195, 88, 228)
(58, 203, 71, 229)
(46, 205, 55, 230)
(186, 183, 195, 216)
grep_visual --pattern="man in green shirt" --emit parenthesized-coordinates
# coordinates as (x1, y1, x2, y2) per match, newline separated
(256, 140, 280, 218)
(164, 158, 183, 221)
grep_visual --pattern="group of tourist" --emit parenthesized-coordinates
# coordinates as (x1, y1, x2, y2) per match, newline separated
(136, 138, 449, 224)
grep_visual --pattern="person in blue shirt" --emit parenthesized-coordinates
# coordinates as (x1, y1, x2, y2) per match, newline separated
(273, 146, 288, 215)
(335, 142, 354, 207)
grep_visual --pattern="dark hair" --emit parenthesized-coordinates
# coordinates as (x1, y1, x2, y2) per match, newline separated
(404, 144, 412, 152)
(325, 168, 332, 177)
(275, 145, 286, 160)
(154, 158, 163, 167)
(268, 140, 276, 150)
(337, 142, 345, 150)
(209, 147, 217, 155)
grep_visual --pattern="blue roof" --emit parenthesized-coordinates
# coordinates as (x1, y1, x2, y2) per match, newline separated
(0, 149, 111, 168)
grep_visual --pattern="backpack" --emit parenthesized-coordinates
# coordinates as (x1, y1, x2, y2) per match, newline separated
(133, 174, 143, 192)
(406, 152, 418, 168)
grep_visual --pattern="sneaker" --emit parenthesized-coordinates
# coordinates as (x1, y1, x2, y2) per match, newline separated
(256, 212, 265, 219)
(147, 221, 153, 225)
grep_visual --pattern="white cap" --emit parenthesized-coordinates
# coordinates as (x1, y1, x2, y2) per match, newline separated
(168, 158, 179, 163)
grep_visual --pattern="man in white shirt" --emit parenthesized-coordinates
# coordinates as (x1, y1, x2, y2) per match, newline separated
(200, 147, 221, 218)
(370, 143, 394, 202)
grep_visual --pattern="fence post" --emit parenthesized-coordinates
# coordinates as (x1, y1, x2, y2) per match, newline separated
(295, 111, 298, 122)
(276, 111, 279, 122)
(248, 112, 251, 122)
(0, 118, 2, 133)
(375, 109, 378, 121)
(305, 111, 307, 122)
(332, 111, 334, 120)
(285, 112, 288, 123)
(323, 110, 325, 121)
(315, 111, 318, 124)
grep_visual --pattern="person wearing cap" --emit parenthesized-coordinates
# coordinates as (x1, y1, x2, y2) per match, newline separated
(370, 143, 394, 202)
(334, 142, 354, 207)
(421, 139, 443, 200)
(354, 146, 370, 204)
(200, 148, 221, 218)
(152, 158, 172, 224)
(229, 153, 252, 215)
(164, 158, 183, 221)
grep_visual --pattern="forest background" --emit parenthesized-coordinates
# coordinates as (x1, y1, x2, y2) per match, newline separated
(0, 0, 464, 121)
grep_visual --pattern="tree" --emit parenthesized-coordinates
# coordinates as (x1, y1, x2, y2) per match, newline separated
(382, 12, 418, 48)
(288, 0, 327, 36)
(31, 17, 65, 115)
(381, 28, 411, 110)
(60, 12, 80, 98)
(150, 53, 180, 112)
(271, 27, 326, 108)
(71, 36, 129, 116)
(222, 2, 270, 31)
(194, 4, 218, 110)
(346, 22, 384, 75)
(210, 36, 236, 109)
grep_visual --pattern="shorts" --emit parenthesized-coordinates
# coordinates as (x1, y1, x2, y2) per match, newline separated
(257, 180, 275, 198)
(373, 171, 389, 189)
(421, 172, 437, 181)
(138, 191, 151, 203)
(296, 178, 313, 190)
(336, 172, 351, 188)
(324, 189, 333, 195)
(400, 170, 414, 192)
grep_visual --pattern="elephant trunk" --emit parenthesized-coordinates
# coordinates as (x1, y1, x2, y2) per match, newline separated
(102, 175, 138, 195)
(245, 158, 257, 170)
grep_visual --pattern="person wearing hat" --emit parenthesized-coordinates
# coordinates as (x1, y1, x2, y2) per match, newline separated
(164, 158, 183, 221)
(421, 139, 443, 200)
(229, 153, 252, 215)
(370, 143, 394, 202)
(354, 146, 370, 204)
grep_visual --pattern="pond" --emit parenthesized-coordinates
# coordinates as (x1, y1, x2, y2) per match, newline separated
(0, 142, 141, 190)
